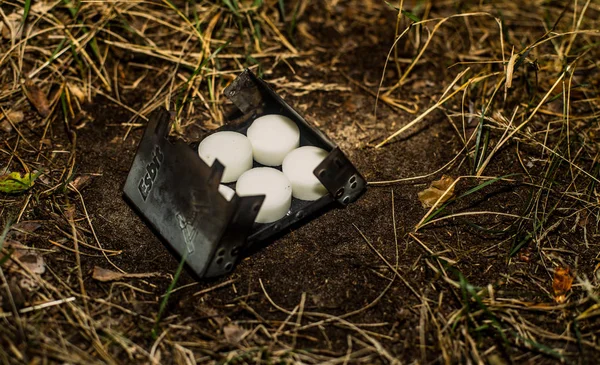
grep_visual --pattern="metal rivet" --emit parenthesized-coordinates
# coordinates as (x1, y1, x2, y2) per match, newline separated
(224, 263, 233, 271)
(335, 188, 344, 198)
(343, 196, 350, 205)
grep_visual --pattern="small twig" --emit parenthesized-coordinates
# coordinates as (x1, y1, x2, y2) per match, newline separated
(190, 278, 237, 297)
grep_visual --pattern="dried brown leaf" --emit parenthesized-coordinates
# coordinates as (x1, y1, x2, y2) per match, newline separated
(505, 51, 518, 89)
(7, 221, 42, 242)
(0, 110, 24, 132)
(553, 266, 574, 304)
(417, 175, 455, 208)
(92, 266, 125, 282)
(23, 80, 50, 117)
(19, 252, 46, 275)
(69, 175, 94, 191)
(67, 83, 86, 103)
(223, 323, 246, 344)
(488, 354, 508, 365)
(4, 240, 46, 275)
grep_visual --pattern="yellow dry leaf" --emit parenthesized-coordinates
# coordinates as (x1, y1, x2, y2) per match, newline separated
(92, 266, 125, 282)
(552, 266, 573, 304)
(67, 83, 86, 103)
(505, 51, 518, 89)
(0, 110, 24, 133)
(418, 175, 456, 208)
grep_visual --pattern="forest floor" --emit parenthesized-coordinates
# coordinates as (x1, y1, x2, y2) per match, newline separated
(1, 0, 600, 364)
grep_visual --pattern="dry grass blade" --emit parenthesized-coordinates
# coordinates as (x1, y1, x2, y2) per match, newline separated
(92, 266, 162, 282)
(375, 67, 474, 148)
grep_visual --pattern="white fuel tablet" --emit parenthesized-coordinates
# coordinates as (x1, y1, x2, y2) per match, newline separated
(218, 184, 235, 201)
(198, 131, 253, 183)
(247, 114, 300, 166)
(236, 168, 292, 223)
(282, 146, 329, 201)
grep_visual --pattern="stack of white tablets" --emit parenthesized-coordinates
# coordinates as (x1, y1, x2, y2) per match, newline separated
(198, 114, 329, 224)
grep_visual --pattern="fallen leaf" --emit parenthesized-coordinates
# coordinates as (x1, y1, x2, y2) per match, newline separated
(0, 171, 41, 194)
(517, 248, 532, 263)
(1, 12, 22, 40)
(92, 266, 162, 282)
(417, 175, 456, 208)
(505, 50, 518, 90)
(3, 240, 46, 275)
(92, 266, 124, 282)
(69, 175, 94, 191)
(67, 83, 86, 103)
(18, 251, 45, 275)
(6, 221, 42, 242)
(23, 79, 50, 117)
(553, 266, 574, 304)
(488, 354, 508, 365)
(0, 110, 24, 133)
(223, 323, 246, 344)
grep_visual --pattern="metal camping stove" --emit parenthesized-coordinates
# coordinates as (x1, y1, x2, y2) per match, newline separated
(123, 70, 366, 278)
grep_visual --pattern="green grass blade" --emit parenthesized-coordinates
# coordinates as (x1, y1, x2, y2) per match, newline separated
(457, 174, 520, 200)
(20, 0, 32, 31)
(61, 90, 69, 123)
(278, 0, 285, 21)
(175, 41, 229, 114)
(457, 271, 510, 347)
(62, 0, 79, 19)
(384, 1, 421, 22)
(222, 0, 239, 16)
(472, 115, 485, 173)
(152, 252, 188, 339)
(511, 331, 566, 362)
(288, 0, 302, 38)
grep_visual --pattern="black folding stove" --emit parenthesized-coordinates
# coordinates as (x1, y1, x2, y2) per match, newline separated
(123, 70, 366, 278)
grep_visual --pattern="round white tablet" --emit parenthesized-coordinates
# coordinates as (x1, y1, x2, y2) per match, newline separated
(247, 114, 300, 166)
(198, 131, 253, 183)
(236, 168, 292, 223)
(218, 184, 235, 201)
(282, 146, 329, 201)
